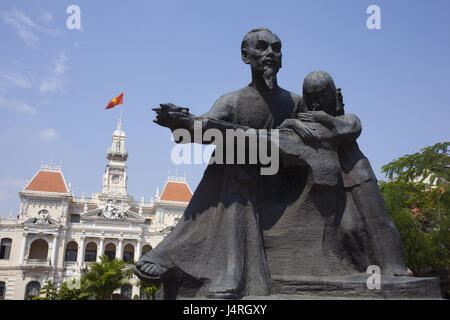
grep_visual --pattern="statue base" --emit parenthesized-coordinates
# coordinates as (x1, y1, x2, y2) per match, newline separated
(266, 274, 442, 299)
(156, 274, 441, 299)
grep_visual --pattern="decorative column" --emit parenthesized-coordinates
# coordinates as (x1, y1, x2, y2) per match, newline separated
(19, 233, 28, 265)
(51, 235, 58, 266)
(99, 237, 105, 261)
(78, 237, 85, 267)
(135, 239, 141, 262)
(117, 239, 123, 260)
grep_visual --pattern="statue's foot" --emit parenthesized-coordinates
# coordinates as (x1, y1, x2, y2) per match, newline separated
(134, 260, 168, 283)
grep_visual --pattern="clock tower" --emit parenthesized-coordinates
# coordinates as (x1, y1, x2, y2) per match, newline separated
(102, 117, 128, 195)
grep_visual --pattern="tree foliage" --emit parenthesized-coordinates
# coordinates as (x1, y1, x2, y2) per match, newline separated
(32, 280, 58, 300)
(380, 142, 449, 275)
(79, 255, 135, 300)
(137, 280, 161, 300)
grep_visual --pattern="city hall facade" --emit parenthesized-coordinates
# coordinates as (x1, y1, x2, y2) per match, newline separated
(0, 119, 192, 300)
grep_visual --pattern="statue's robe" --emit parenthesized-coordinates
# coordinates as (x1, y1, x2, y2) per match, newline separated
(260, 114, 407, 279)
(260, 115, 364, 278)
(338, 139, 407, 274)
(137, 85, 301, 299)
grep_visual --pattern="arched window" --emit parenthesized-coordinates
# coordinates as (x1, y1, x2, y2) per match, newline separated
(123, 244, 134, 263)
(25, 281, 41, 300)
(0, 281, 5, 300)
(0, 238, 12, 260)
(120, 284, 132, 299)
(65, 241, 78, 262)
(28, 239, 48, 260)
(142, 244, 152, 255)
(84, 242, 97, 262)
(104, 243, 116, 261)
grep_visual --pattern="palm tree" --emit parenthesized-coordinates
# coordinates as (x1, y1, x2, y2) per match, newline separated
(80, 255, 134, 300)
(137, 280, 161, 300)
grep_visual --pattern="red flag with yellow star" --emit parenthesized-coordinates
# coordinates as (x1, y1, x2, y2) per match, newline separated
(105, 93, 124, 109)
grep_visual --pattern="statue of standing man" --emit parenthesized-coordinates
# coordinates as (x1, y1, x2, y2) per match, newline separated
(135, 28, 304, 299)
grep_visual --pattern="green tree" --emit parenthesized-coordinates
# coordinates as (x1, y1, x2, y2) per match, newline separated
(79, 255, 135, 300)
(54, 279, 86, 300)
(379, 142, 449, 275)
(32, 280, 58, 300)
(137, 280, 161, 300)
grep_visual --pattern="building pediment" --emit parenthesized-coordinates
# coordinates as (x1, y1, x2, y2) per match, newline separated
(22, 217, 61, 228)
(22, 209, 61, 228)
(81, 208, 145, 224)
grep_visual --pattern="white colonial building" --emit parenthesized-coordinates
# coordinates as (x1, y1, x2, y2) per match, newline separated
(0, 118, 193, 300)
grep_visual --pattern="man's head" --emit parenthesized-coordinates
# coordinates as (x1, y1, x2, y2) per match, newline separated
(241, 28, 282, 90)
(302, 71, 344, 116)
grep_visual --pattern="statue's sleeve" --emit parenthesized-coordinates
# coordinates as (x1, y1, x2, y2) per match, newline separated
(333, 114, 362, 145)
(172, 92, 237, 144)
(274, 124, 310, 168)
(200, 92, 236, 122)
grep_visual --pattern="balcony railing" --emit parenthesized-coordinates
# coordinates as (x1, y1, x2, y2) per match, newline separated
(25, 258, 51, 267)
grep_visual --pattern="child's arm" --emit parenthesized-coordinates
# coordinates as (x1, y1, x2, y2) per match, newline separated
(297, 111, 361, 144)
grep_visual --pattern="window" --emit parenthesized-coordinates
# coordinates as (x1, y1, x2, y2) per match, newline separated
(85, 250, 97, 262)
(120, 284, 132, 299)
(104, 243, 116, 261)
(70, 214, 80, 223)
(84, 242, 97, 262)
(0, 281, 5, 300)
(123, 251, 133, 263)
(123, 244, 134, 263)
(0, 238, 12, 260)
(25, 281, 40, 300)
(65, 241, 78, 262)
(144, 219, 151, 225)
(28, 239, 48, 260)
(142, 245, 152, 255)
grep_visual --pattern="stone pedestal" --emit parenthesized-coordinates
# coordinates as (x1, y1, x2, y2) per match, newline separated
(268, 274, 441, 299)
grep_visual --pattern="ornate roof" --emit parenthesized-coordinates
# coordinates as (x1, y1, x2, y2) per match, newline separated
(25, 166, 68, 193)
(160, 178, 192, 203)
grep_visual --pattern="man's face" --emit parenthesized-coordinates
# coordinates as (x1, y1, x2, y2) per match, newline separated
(242, 30, 282, 74)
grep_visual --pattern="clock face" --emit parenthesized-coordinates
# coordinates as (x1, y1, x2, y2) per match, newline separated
(112, 175, 120, 183)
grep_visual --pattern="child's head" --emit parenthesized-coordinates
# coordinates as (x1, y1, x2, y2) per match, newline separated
(302, 71, 344, 116)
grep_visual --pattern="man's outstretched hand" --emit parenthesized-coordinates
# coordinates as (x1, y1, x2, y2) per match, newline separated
(152, 103, 192, 130)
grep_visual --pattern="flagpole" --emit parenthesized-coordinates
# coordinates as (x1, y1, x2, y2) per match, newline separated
(119, 94, 124, 129)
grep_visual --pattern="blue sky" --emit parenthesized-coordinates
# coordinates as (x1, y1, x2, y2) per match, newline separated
(0, 0, 449, 217)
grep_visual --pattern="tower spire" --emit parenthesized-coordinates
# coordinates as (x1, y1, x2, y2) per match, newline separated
(102, 117, 128, 195)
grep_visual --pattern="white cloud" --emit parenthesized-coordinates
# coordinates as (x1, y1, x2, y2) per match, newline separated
(0, 96, 37, 115)
(1, 9, 39, 47)
(55, 53, 68, 74)
(39, 76, 66, 94)
(39, 53, 69, 94)
(1, 73, 32, 89)
(16, 101, 37, 115)
(40, 128, 57, 140)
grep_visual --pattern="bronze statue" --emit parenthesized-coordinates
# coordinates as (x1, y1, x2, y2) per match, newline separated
(135, 30, 440, 299)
